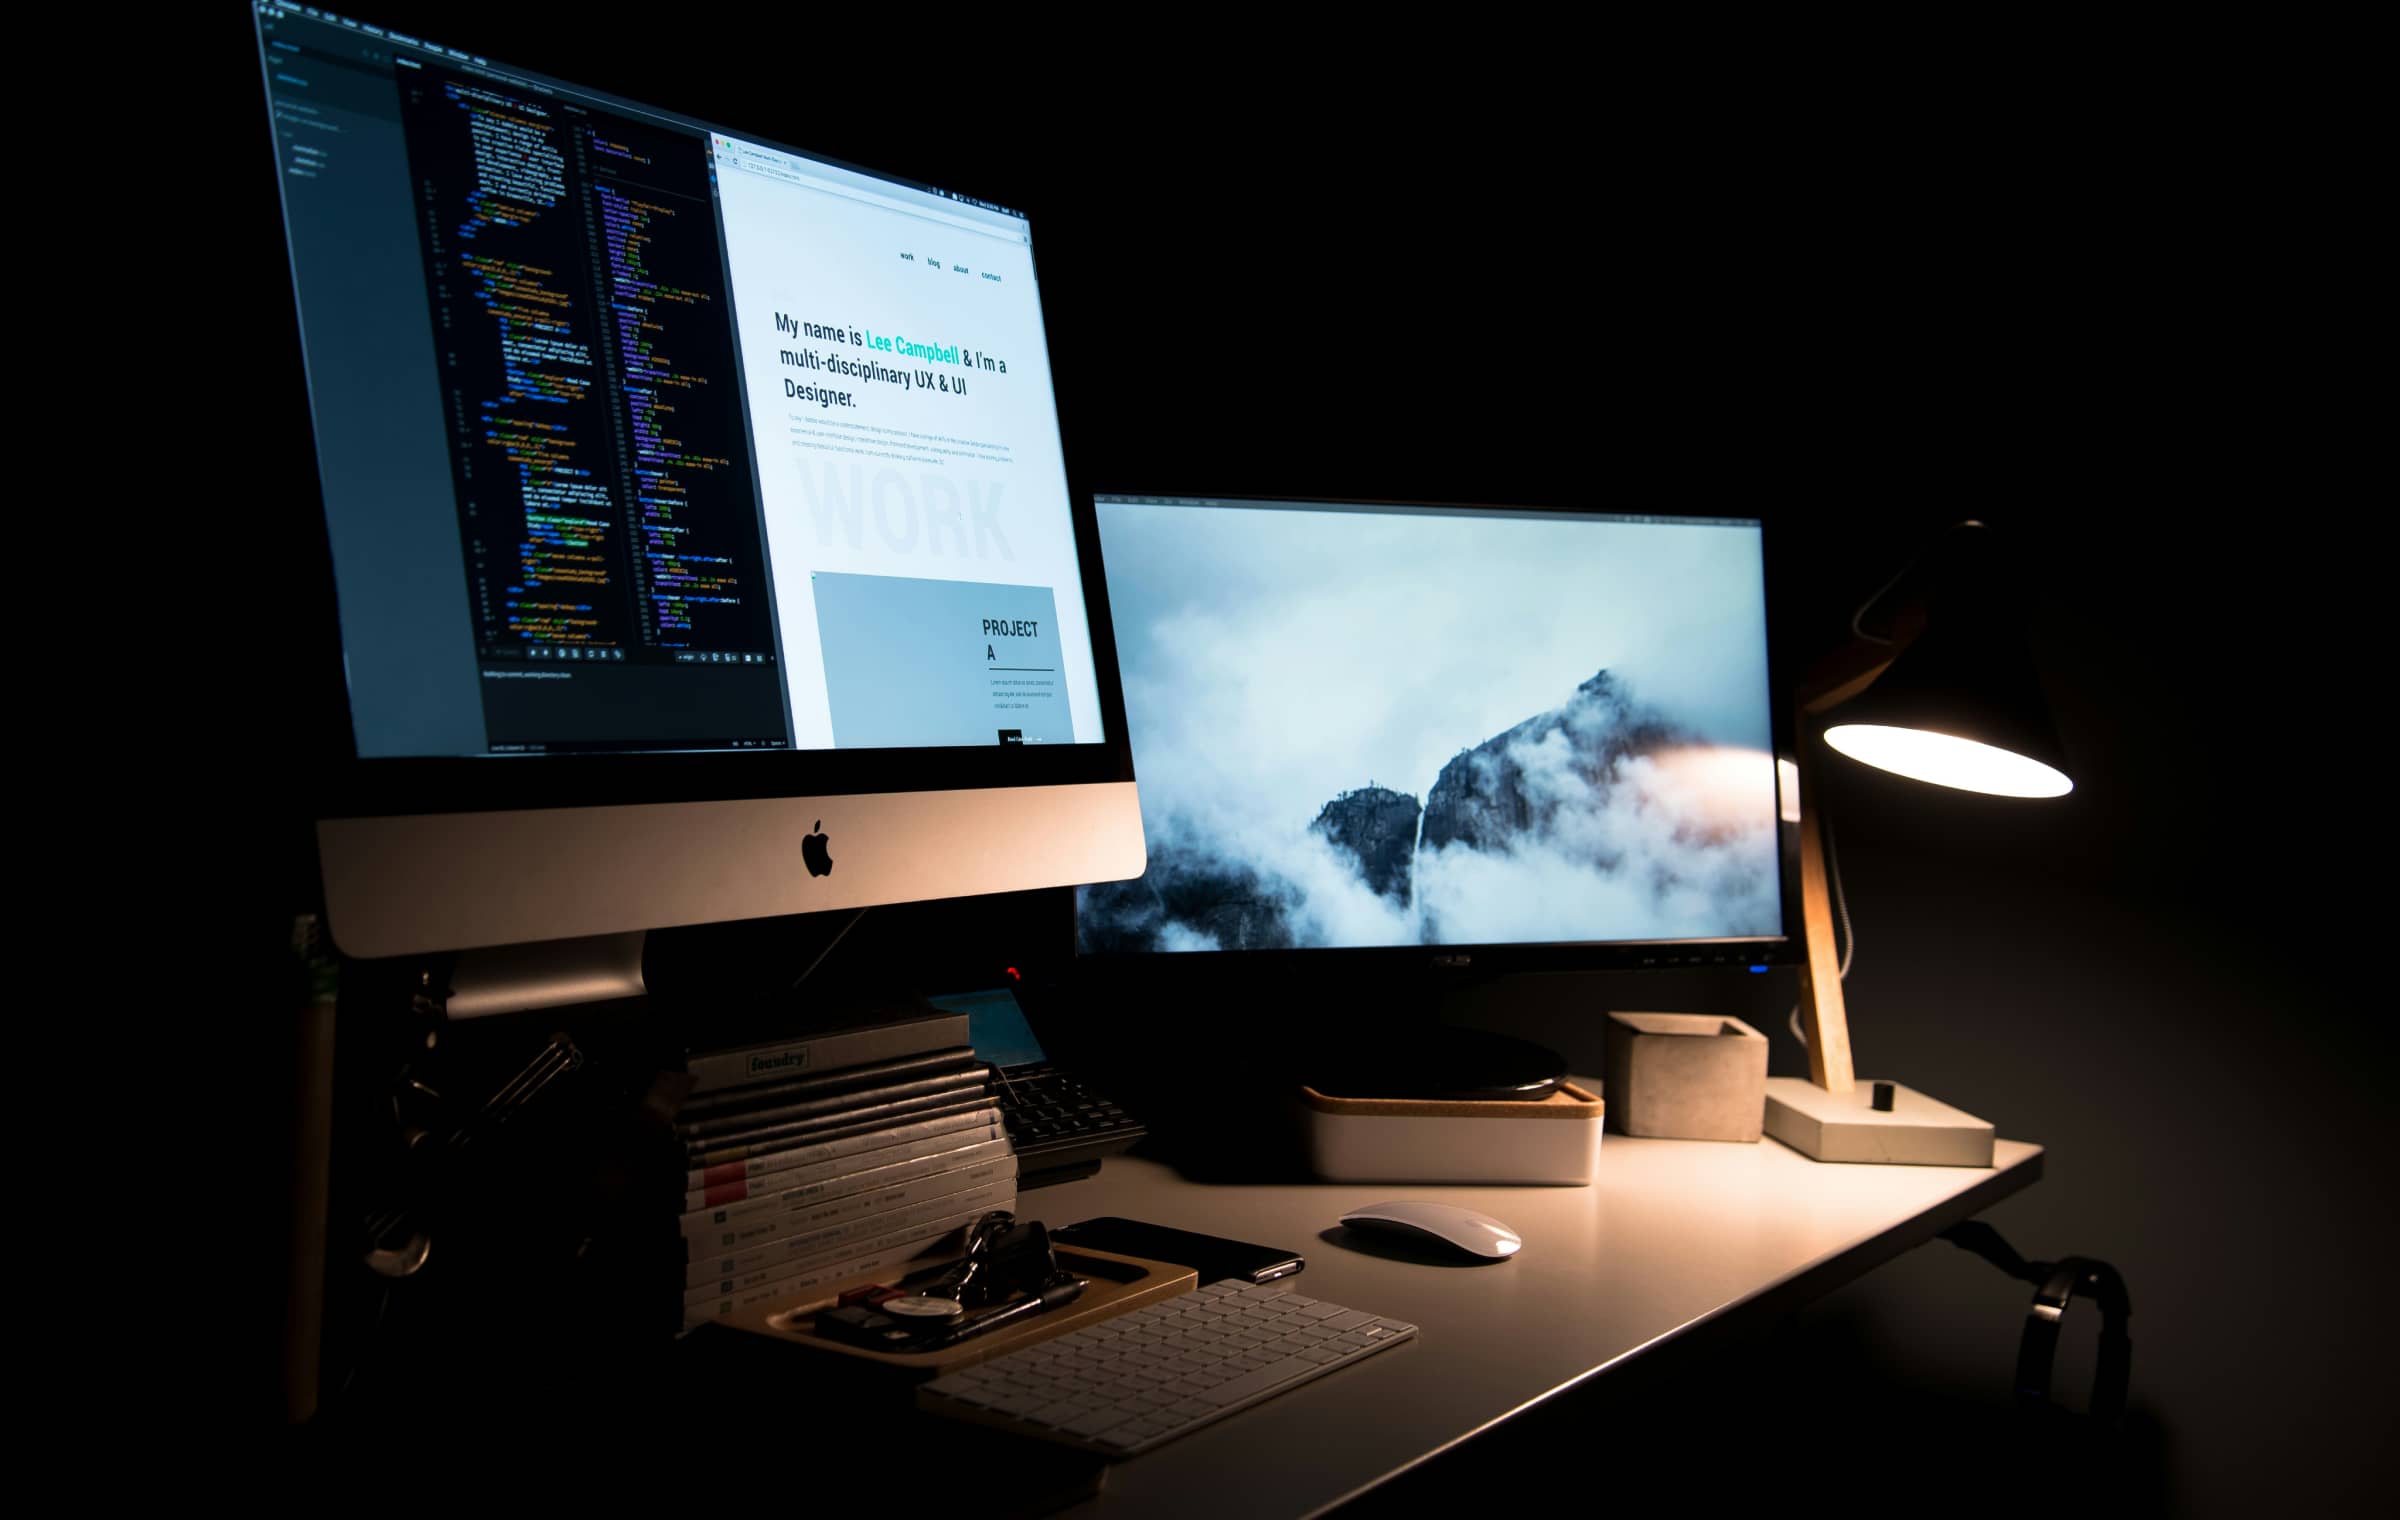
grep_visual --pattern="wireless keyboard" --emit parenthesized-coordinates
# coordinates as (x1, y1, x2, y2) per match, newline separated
(916, 1279, 1416, 1456)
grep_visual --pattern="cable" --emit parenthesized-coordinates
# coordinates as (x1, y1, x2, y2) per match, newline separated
(1848, 517, 1986, 644)
(790, 905, 870, 992)
(1787, 809, 1854, 1049)
(1848, 563, 1910, 646)
(329, 1280, 393, 1407)
(1827, 808, 1856, 982)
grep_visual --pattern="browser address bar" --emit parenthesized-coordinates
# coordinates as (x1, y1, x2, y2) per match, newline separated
(723, 153, 1027, 245)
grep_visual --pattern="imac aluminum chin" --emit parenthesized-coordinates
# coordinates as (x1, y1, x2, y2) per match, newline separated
(319, 780, 1144, 960)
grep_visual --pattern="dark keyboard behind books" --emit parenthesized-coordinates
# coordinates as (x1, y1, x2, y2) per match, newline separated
(992, 1064, 1145, 1184)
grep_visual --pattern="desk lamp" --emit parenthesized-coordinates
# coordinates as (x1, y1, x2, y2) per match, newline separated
(1763, 521, 2071, 1165)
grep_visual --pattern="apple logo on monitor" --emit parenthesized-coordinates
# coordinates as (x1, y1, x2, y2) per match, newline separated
(802, 821, 833, 877)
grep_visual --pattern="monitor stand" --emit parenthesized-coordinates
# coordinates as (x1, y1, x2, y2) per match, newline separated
(1297, 974, 1569, 1102)
(1312, 1024, 1568, 1102)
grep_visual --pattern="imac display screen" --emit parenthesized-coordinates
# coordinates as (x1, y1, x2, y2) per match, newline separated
(1080, 499, 1783, 952)
(256, 3, 1105, 757)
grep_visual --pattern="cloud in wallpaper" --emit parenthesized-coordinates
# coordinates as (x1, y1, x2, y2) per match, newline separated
(1078, 504, 1782, 952)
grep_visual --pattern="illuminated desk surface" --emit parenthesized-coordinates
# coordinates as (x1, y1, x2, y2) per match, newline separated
(1033, 1130, 2043, 1518)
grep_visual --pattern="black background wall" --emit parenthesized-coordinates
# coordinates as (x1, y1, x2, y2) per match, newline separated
(161, 5, 2382, 1510)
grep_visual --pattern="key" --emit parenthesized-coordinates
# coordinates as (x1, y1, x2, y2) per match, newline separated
(1062, 1406, 1138, 1438)
(1197, 1356, 1315, 1407)
(976, 1387, 1055, 1414)
(933, 1385, 1000, 1408)
(1321, 1309, 1375, 1331)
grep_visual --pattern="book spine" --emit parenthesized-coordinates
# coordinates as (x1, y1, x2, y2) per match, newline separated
(683, 1119, 1003, 1211)
(681, 1137, 1014, 1238)
(683, 1088, 990, 1165)
(677, 1070, 989, 1142)
(685, 1101, 999, 1190)
(678, 1049, 980, 1122)
(679, 1190, 1014, 1311)
(686, 1012, 970, 1093)
(680, 1151, 1020, 1274)
(679, 1202, 1009, 1330)
(681, 1175, 1019, 1290)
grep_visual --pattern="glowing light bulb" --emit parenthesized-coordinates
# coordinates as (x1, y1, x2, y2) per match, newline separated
(1822, 724, 2072, 799)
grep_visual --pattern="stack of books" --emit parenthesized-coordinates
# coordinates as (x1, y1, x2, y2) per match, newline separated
(676, 1005, 1016, 1331)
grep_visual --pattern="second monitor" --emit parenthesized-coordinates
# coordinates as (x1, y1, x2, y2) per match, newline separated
(1078, 497, 1796, 968)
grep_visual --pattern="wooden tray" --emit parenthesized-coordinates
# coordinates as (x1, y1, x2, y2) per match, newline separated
(712, 1244, 1197, 1378)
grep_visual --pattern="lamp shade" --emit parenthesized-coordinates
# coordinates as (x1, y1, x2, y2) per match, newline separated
(1822, 533, 2073, 799)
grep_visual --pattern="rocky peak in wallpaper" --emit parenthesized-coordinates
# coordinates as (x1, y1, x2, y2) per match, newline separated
(1079, 669, 1772, 953)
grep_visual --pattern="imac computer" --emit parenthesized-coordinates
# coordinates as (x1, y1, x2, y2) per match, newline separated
(1075, 497, 1802, 986)
(253, 5, 1142, 962)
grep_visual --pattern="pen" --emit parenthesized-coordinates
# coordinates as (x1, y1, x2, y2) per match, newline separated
(918, 1275, 1086, 1351)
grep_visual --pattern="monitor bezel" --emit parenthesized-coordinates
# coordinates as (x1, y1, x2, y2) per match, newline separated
(1071, 492, 1808, 976)
(249, 4, 1141, 823)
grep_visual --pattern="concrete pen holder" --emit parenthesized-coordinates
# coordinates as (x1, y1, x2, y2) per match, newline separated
(1602, 1012, 1769, 1142)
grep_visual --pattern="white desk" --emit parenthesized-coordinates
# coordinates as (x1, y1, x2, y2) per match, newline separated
(1033, 1134, 2043, 1517)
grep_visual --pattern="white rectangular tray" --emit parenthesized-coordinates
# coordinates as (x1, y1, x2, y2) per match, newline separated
(1299, 1081, 1604, 1185)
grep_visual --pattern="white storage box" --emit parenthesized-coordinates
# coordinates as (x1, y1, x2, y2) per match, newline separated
(1298, 1082, 1605, 1185)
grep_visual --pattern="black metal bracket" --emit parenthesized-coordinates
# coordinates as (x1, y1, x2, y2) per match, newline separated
(1940, 1221, 2132, 1424)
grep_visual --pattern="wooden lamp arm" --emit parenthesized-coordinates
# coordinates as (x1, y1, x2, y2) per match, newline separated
(1791, 639, 1904, 1095)
(1794, 732, 1856, 1093)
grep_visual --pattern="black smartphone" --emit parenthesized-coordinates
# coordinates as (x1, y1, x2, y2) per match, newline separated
(1052, 1217, 1305, 1285)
